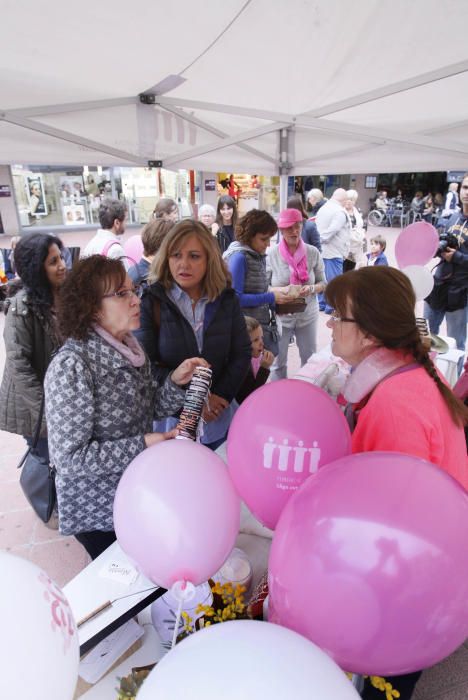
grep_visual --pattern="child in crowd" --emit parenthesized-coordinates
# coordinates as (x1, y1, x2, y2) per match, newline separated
(366, 234, 389, 266)
(235, 316, 274, 404)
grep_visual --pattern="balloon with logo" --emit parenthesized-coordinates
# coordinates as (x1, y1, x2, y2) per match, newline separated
(268, 451, 468, 676)
(0, 551, 79, 699)
(114, 440, 240, 588)
(394, 221, 439, 268)
(123, 234, 143, 266)
(227, 380, 351, 530)
(137, 620, 360, 700)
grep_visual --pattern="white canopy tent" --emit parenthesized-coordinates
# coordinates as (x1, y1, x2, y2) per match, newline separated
(1, 0, 468, 177)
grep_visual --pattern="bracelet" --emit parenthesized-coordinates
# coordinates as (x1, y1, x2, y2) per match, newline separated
(311, 284, 315, 294)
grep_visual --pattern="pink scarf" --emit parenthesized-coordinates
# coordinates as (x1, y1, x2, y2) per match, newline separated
(94, 325, 146, 367)
(279, 237, 309, 285)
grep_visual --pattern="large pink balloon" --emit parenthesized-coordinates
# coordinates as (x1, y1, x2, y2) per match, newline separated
(268, 452, 468, 676)
(395, 221, 439, 268)
(227, 380, 351, 530)
(114, 441, 240, 588)
(123, 234, 143, 266)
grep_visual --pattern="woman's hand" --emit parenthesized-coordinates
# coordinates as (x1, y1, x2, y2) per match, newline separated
(202, 393, 229, 422)
(299, 285, 312, 297)
(211, 223, 219, 236)
(144, 428, 179, 447)
(171, 357, 210, 386)
(312, 282, 327, 294)
(273, 289, 291, 303)
(260, 350, 274, 369)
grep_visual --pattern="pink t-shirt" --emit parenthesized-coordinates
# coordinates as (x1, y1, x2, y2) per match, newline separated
(352, 366, 468, 491)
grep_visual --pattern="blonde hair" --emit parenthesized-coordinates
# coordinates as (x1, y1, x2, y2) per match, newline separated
(149, 219, 230, 301)
(244, 315, 260, 333)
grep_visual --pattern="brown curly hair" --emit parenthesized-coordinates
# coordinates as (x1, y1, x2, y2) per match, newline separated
(235, 209, 277, 246)
(57, 256, 126, 340)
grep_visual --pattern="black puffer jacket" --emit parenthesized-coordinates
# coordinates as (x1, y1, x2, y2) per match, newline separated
(136, 283, 251, 402)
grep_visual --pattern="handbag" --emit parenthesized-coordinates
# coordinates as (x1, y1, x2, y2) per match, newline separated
(275, 297, 307, 315)
(18, 396, 56, 524)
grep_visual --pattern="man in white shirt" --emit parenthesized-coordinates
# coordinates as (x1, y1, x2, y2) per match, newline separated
(440, 182, 460, 219)
(82, 199, 129, 268)
(315, 188, 350, 313)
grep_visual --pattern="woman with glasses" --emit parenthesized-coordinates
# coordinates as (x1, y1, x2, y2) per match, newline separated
(326, 266, 468, 700)
(44, 255, 205, 559)
(326, 266, 467, 479)
(137, 220, 251, 451)
(267, 208, 326, 380)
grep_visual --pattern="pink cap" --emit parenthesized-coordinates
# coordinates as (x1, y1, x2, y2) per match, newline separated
(277, 208, 303, 228)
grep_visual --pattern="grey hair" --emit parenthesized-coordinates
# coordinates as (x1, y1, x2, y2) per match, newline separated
(198, 204, 216, 217)
(307, 188, 324, 202)
(346, 189, 358, 202)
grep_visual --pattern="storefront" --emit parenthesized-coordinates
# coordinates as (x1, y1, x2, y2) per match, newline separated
(9, 165, 194, 233)
(212, 173, 281, 217)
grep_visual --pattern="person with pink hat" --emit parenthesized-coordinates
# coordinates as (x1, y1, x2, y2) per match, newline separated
(267, 208, 326, 380)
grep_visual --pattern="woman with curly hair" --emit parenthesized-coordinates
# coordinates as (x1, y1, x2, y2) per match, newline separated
(44, 255, 205, 558)
(223, 209, 289, 354)
(0, 233, 66, 467)
(136, 220, 251, 450)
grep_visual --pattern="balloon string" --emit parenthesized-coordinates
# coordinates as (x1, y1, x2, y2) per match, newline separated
(171, 583, 187, 649)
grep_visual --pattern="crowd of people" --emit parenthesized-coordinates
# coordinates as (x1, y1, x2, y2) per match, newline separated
(1, 182, 467, 700)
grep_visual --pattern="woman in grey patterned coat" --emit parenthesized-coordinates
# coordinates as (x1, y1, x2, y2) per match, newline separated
(45, 256, 206, 559)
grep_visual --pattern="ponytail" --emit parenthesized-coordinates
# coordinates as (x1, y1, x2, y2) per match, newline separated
(410, 336, 468, 428)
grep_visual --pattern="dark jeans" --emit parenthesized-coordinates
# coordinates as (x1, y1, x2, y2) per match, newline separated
(361, 671, 422, 699)
(75, 529, 117, 560)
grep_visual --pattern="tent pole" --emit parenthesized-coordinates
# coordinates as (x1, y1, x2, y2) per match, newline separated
(279, 127, 292, 210)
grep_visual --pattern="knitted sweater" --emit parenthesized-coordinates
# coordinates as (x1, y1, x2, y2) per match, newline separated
(44, 333, 185, 535)
(352, 366, 468, 490)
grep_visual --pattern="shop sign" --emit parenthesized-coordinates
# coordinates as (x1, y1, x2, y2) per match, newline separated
(447, 171, 466, 183)
(204, 179, 216, 191)
(0, 185, 11, 197)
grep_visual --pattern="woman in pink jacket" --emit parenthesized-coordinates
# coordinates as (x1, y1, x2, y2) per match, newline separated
(325, 265, 468, 700)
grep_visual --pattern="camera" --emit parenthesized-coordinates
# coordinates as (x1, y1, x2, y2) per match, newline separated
(437, 231, 459, 256)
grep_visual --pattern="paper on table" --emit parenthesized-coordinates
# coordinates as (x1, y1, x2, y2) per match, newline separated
(79, 619, 145, 684)
(98, 560, 139, 586)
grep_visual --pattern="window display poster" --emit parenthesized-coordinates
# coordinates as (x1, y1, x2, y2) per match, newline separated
(60, 176, 85, 199)
(26, 175, 48, 216)
(63, 204, 86, 225)
(0, 185, 11, 197)
(205, 179, 216, 191)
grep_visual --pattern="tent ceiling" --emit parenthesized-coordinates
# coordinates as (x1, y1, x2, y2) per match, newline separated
(1, 0, 468, 174)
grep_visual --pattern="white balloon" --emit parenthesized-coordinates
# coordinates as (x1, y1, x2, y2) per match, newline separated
(0, 551, 79, 699)
(138, 619, 360, 700)
(402, 265, 434, 301)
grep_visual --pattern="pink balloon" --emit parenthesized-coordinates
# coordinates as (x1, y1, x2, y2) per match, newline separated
(123, 235, 143, 266)
(227, 380, 351, 530)
(395, 221, 439, 268)
(114, 441, 240, 588)
(268, 452, 468, 676)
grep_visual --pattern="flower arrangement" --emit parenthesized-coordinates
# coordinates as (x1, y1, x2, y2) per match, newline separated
(116, 580, 248, 700)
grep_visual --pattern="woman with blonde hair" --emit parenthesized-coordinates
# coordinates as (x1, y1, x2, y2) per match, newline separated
(136, 220, 251, 449)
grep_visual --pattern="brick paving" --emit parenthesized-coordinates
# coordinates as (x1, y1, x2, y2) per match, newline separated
(0, 225, 466, 697)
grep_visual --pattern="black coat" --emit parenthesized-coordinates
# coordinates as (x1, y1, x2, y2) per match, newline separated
(136, 283, 251, 402)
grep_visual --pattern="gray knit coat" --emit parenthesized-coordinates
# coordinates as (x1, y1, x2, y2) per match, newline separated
(44, 332, 185, 535)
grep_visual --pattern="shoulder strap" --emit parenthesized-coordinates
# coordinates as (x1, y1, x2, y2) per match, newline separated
(101, 239, 121, 256)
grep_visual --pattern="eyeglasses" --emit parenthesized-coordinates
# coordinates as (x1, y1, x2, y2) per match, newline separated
(328, 313, 356, 324)
(103, 285, 143, 300)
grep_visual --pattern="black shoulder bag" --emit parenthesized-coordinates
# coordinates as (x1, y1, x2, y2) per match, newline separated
(17, 396, 56, 523)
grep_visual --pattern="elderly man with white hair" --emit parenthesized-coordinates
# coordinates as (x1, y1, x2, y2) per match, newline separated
(307, 188, 327, 217)
(315, 188, 350, 313)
